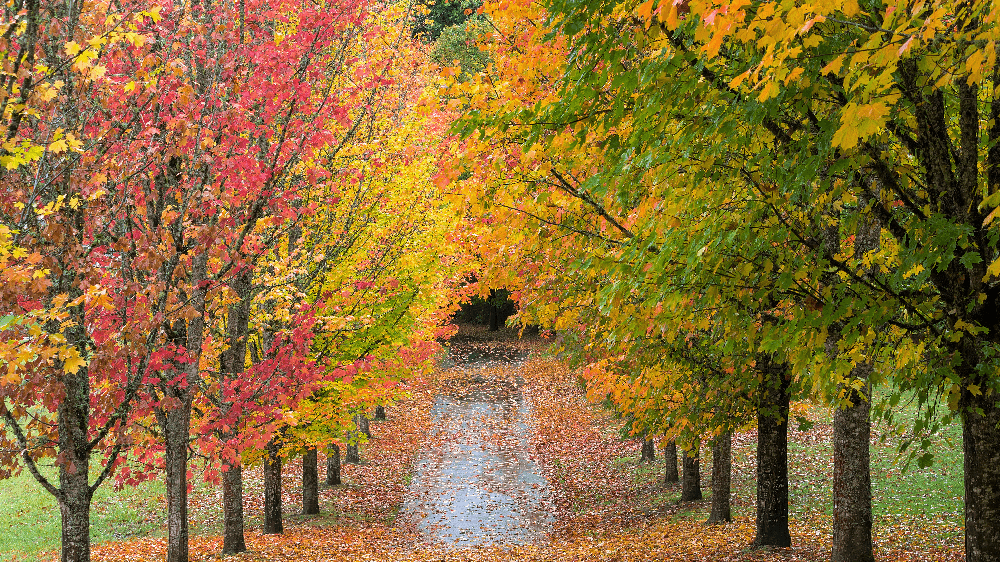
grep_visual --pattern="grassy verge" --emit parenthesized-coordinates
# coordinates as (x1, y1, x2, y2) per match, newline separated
(0, 468, 164, 562)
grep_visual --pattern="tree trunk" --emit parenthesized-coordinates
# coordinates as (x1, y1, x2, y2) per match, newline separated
(640, 439, 655, 463)
(222, 463, 246, 554)
(664, 439, 679, 483)
(707, 432, 732, 524)
(159, 253, 209, 562)
(326, 443, 341, 486)
(345, 443, 360, 464)
(488, 305, 499, 331)
(220, 270, 252, 554)
(832, 363, 874, 561)
(57, 427, 92, 562)
(162, 396, 193, 562)
(57, 360, 93, 562)
(963, 391, 1000, 562)
(263, 438, 283, 534)
(354, 413, 371, 439)
(752, 355, 791, 548)
(825, 192, 877, 561)
(302, 447, 320, 515)
(374, 405, 386, 421)
(58, 475, 92, 562)
(681, 446, 702, 501)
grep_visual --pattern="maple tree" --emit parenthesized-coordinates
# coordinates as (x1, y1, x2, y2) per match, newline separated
(0, 4, 181, 562)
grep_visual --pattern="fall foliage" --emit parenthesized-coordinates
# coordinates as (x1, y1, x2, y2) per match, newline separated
(3, 0, 1000, 561)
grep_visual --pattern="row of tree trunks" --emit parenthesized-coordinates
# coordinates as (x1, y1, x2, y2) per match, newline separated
(234, 421, 360, 540)
(666, 433, 731, 525)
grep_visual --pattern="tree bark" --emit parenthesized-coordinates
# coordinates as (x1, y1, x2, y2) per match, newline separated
(752, 355, 791, 548)
(374, 405, 386, 421)
(222, 463, 246, 554)
(488, 305, 499, 331)
(58, 399, 93, 562)
(263, 438, 283, 534)
(58, 476, 92, 562)
(640, 439, 655, 463)
(826, 197, 877, 562)
(345, 443, 360, 464)
(162, 395, 193, 562)
(354, 413, 371, 439)
(832, 372, 874, 561)
(681, 446, 702, 501)
(963, 391, 1000, 562)
(219, 270, 252, 554)
(56, 352, 93, 562)
(707, 432, 732, 524)
(663, 439, 679, 483)
(326, 443, 341, 486)
(159, 253, 209, 562)
(302, 447, 320, 515)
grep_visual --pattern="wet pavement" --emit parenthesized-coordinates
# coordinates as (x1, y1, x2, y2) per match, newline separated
(402, 346, 554, 547)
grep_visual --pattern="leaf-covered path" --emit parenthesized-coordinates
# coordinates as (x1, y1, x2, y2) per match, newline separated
(402, 344, 554, 547)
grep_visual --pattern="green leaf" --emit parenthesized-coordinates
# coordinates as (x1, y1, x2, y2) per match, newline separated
(917, 452, 935, 469)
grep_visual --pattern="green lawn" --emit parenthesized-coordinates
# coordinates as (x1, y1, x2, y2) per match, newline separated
(728, 393, 965, 549)
(0, 468, 164, 562)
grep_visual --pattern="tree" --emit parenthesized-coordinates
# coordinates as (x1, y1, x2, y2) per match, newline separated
(0, 5, 179, 562)
(707, 432, 732, 524)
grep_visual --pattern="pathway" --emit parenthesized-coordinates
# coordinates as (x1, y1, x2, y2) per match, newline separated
(401, 345, 554, 547)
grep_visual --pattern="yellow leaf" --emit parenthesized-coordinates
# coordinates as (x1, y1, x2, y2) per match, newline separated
(833, 102, 889, 149)
(985, 257, 1000, 280)
(821, 54, 845, 75)
(841, 0, 860, 17)
(758, 80, 780, 101)
(62, 349, 87, 374)
(49, 138, 68, 154)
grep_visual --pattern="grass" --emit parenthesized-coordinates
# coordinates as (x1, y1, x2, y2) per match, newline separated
(727, 392, 964, 549)
(594, 386, 965, 553)
(0, 467, 164, 562)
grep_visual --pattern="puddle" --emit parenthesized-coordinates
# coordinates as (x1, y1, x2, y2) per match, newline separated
(402, 353, 553, 547)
